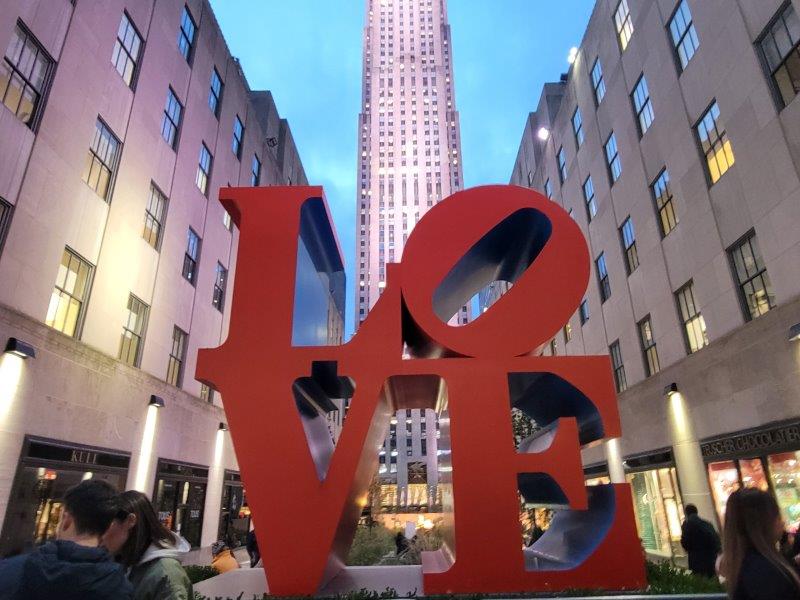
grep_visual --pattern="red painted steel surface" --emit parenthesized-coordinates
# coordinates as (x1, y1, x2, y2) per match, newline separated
(196, 184, 647, 596)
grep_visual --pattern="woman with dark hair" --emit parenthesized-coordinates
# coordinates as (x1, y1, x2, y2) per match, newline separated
(101, 490, 192, 599)
(720, 488, 800, 600)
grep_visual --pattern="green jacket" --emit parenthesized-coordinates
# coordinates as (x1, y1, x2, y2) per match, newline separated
(129, 538, 193, 600)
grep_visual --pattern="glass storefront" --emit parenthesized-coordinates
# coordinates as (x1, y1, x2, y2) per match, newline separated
(708, 455, 800, 527)
(769, 452, 800, 531)
(627, 467, 684, 562)
(153, 460, 207, 548)
(0, 438, 129, 558)
(217, 471, 250, 548)
(702, 420, 800, 528)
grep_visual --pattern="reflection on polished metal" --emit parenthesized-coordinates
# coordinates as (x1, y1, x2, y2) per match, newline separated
(197, 185, 646, 595)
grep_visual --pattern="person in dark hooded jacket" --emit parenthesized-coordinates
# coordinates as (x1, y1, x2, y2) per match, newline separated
(0, 479, 132, 599)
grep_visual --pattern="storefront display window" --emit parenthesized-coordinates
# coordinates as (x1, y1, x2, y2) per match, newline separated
(739, 458, 769, 491)
(0, 438, 129, 557)
(708, 460, 739, 523)
(154, 460, 208, 548)
(627, 468, 684, 562)
(218, 471, 250, 548)
(768, 452, 800, 532)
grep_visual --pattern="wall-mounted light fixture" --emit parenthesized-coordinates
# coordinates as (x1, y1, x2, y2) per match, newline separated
(218, 422, 228, 431)
(148, 395, 165, 409)
(537, 127, 550, 141)
(4, 338, 36, 359)
(663, 382, 679, 398)
(789, 323, 800, 342)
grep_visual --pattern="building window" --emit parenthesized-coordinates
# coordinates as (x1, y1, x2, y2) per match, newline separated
(182, 228, 200, 284)
(45, 248, 93, 338)
(112, 12, 142, 87)
(596, 253, 610, 302)
(696, 101, 734, 184)
(0, 198, 12, 253)
(591, 58, 606, 104)
(557, 146, 567, 183)
(652, 169, 678, 236)
(676, 281, 708, 354)
(614, 0, 634, 51)
(729, 232, 775, 320)
(572, 108, 585, 148)
(583, 176, 597, 221)
(177, 5, 196, 62)
(223, 210, 232, 231)
(166, 326, 187, 386)
(549, 338, 558, 355)
(119, 294, 148, 367)
(82, 119, 120, 201)
(669, 0, 700, 70)
(605, 133, 621, 183)
(609, 340, 627, 393)
(579, 299, 589, 324)
(619, 217, 639, 274)
(142, 183, 167, 250)
(638, 316, 660, 376)
(196, 143, 212, 195)
(544, 179, 552, 199)
(200, 384, 214, 403)
(563, 322, 572, 341)
(232, 115, 244, 158)
(251, 154, 261, 186)
(212, 262, 227, 312)
(161, 88, 182, 149)
(758, 3, 800, 108)
(0, 23, 53, 127)
(209, 68, 223, 117)
(632, 75, 654, 135)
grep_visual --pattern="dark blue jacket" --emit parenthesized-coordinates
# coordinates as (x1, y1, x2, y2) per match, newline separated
(0, 540, 132, 599)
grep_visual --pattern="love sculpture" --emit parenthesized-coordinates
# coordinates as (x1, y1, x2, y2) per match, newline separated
(196, 184, 647, 596)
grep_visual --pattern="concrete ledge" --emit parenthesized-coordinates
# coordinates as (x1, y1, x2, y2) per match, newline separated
(193, 568, 726, 600)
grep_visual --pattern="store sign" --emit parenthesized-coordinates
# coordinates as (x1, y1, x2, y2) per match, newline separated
(701, 421, 800, 459)
(197, 185, 645, 595)
(26, 440, 130, 470)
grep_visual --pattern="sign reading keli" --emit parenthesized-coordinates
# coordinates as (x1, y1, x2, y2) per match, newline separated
(197, 185, 646, 595)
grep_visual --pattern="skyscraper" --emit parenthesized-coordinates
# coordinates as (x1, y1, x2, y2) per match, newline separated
(355, 0, 464, 511)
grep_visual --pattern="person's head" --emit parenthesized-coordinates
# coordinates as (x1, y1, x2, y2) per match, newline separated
(684, 504, 698, 517)
(101, 490, 176, 567)
(211, 541, 229, 557)
(720, 488, 799, 594)
(57, 480, 120, 544)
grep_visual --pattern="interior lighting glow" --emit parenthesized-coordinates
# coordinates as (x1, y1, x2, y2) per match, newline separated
(133, 404, 159, 491)
(0, 354, 24, 421)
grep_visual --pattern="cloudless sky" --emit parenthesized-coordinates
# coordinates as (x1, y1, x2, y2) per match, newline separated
(209, 0, 595, 337)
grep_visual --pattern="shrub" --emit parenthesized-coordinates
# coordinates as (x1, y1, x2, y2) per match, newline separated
(646, 559, 725, 594)
(346, 524, 397, 566)
(184, 564, 220, 584)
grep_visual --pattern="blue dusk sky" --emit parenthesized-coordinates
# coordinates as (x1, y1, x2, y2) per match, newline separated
(209, 0, 595, 337)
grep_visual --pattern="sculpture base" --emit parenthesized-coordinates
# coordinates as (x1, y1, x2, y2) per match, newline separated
(193, 566, 424, 598)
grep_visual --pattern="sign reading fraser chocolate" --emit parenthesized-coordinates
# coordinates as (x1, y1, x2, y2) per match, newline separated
(196, 184, 647, 595)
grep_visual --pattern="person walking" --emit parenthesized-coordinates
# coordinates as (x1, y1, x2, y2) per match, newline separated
(0, 480, 132, 599)
(681, 503, 721, 578)
(720, 488, 800, 599)
(245, 529, 260, 568)
(102, 490, 192, 600)
(211, 541, 240, 573)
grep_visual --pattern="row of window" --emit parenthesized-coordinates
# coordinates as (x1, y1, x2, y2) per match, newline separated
(576, 231, 774, 392)
(44, 244, 227, 373)
(4, 10, 264, 193)
(610, 0, 799, 109)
